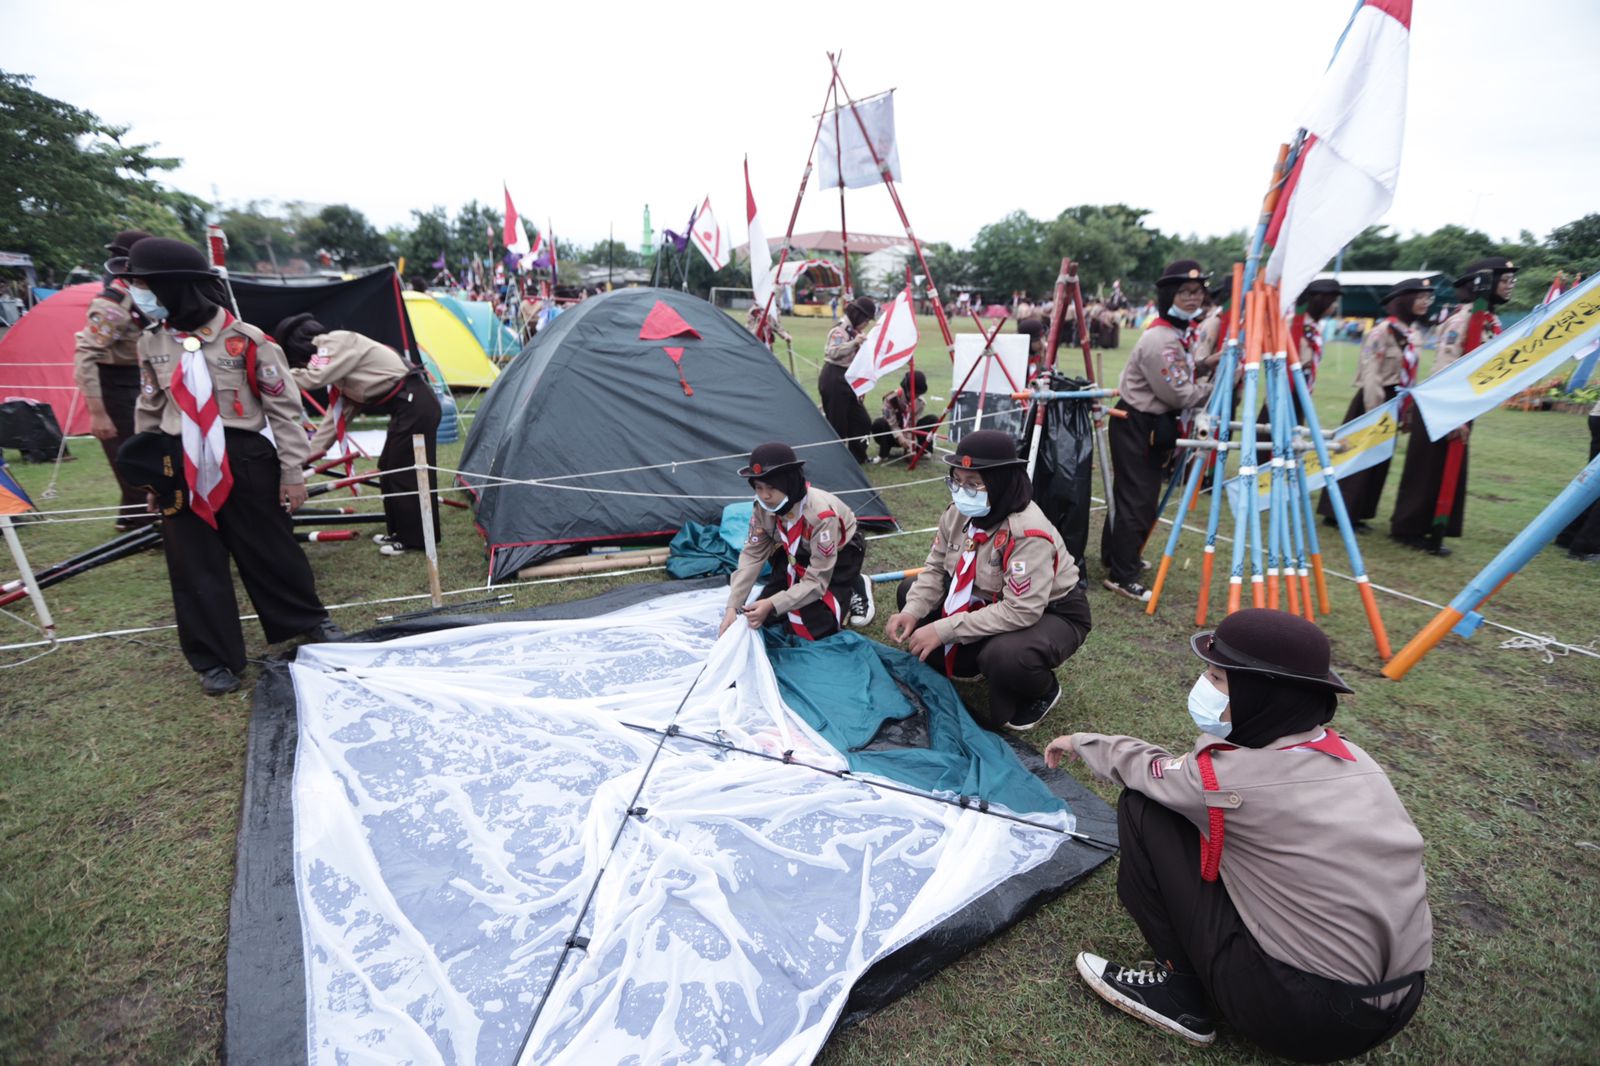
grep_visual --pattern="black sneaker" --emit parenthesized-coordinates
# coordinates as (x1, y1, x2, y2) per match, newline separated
(1392, 533, 1450, 557)
(1006, 677, 1060, 732)
(200, 666, 241, 696)
(1076, 952, 1216, 1047)
(848, 576, 876, 627)
(305, 619, 346, 643)
(1102, 578, 1152, 603)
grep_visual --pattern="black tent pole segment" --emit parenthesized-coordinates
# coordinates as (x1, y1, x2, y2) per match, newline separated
(510, 660, 711, 1064)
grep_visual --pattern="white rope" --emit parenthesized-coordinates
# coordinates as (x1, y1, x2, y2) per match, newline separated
(1496, 634, 1599, 664)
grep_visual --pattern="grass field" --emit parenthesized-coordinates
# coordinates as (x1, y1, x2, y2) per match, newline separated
(2, 309, 1598, 1064)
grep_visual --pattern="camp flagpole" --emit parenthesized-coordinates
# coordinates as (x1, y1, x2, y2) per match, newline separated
(835, 94, 852, 299)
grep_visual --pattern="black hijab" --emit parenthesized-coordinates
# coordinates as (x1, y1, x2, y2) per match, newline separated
(146, 276, 231, 333)
(970, 464, 1032, 533)
(1224, 670, 1337, 748)
(750, 468, 809, 515)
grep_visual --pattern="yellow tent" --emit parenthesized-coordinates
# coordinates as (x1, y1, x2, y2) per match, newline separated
(402, 291, 500, 388)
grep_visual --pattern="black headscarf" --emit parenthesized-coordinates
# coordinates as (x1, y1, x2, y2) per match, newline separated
(274, 314, 327, 367)
(1224, 670, 1337, 748)
(145, 275, 231, 332)
(970, 464, 1032, 533)
(750, 468, 809, 514)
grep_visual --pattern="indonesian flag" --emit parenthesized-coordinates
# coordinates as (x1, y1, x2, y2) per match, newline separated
(847, 283, 918, 396)
(689, 196, 729, 271)
(746, 160, 775, 310)
(1264, 0, 1411, 305)
(503, 184, 529, 256)
(170, 344, 233, 528)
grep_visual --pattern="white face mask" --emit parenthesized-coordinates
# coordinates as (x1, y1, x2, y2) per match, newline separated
(1187, 673, 1232, 738)
(1167, 303, 1202, 322)
(950, 485, 989, 518)
(130, 285, 169, 322)
(755, 494, 789, 514)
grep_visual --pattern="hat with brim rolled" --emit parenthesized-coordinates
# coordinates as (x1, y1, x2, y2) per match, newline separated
(1380, 276, 1435, 304)
(738, 441, 804, 479)
(1302, 278, 1342, 298)
(1454, 256, 1516, 288)
(942, 428, 1027, 471)
(1157, 260, 1211, 287)
(105, 237, 217, 281)
(1190, 608, 1353, 693)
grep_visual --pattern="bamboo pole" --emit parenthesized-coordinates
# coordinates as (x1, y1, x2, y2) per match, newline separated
(517, 548, 671, 579)
(414, 434, 443, 608)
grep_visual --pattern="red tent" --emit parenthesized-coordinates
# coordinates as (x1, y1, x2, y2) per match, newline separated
(0, 284, 98, 436)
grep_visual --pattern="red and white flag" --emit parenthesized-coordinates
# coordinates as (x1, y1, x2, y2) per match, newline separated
(1540, 271, 1567, 308)
(1265, 0, 1412, 305)
(503, 184, 529, 256)
(745, 160, 776, 310)
(170, 343, 233, 528)
(847, 284, 918, 396)
(689, 196, 729, 272)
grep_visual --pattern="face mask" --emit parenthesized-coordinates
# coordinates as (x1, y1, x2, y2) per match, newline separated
(1187, 673, 1232, 738)
(1167, 303, 1202, 322)
(130, 286, 168, 322)
(950, 485, 989, 518)
(755, 494, 789, 514)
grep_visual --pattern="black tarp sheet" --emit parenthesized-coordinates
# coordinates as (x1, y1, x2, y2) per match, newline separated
(224, 581, 1115, 1064)
(229, 267, 416, 361)
(1027, 373, 1098, 569)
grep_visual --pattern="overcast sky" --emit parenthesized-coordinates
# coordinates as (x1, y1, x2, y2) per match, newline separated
(5, 0, 1596, 258)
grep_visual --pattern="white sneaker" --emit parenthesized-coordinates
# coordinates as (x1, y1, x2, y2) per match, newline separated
(848, 577, 876, 627)
(378, 542, 409, 556)
(372, 533, 401, 546)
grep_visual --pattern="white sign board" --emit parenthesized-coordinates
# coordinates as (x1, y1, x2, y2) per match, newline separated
(951, 333, 1029, 395)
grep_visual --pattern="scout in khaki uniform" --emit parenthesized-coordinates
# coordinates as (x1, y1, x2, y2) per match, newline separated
(1389, 258, 1514, 554)
(1101, 260, 1216, 603)
(74, 229, 156, 529)
(885, 430, 1091, 732)
(110, 239, 340, 696)
(1046, 609, 1430, 1057)
(818, 297, 876, 463)
(721, 442, 872, 640)
(869, 369, 937, 462)
(1318, 277, 1434, 531)
(274, 315, 442, 556)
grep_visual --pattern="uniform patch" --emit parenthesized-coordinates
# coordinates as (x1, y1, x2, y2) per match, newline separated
(260, 364, 279, 379)
(147, 353, 170, 365)
(1151, 754, 1187, 779)
(260, 379, 286, 396)
(1006, 575, 1032, 597)
(310, 347, 332, 369)
(225, 335, 248, 357)
(1011, 560, 1026, 575)
(217, 357, 244, 370)
(140, 368, 157, 395)
(1444, 330, 1459, 346)
(1160, 347, 1192, 386)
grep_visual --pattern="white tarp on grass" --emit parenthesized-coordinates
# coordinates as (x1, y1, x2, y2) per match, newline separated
(289, 589, 1070, 1065)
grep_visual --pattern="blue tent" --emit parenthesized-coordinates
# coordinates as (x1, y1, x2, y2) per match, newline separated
(433, 294, 520, 358)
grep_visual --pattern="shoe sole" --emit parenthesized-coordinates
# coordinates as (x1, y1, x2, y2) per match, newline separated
(1005, 685, 1061, 732)
(1101, 579, 1151, 603)
(1076, 954, 1216, 1047)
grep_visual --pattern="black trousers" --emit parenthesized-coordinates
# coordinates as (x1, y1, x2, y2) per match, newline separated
(1319, 387, 1397, 524)
(895, 578, 1091, 729)
(818, 362, 871, 463)
(160, 429, 329, 674)
(1390, 406, 1468, 539)
(1116, 790, 1424, 1063)
(1101, 405, 1172, 584)
(96, 364, 154, 525)
(1556, 415, 1600, 554)
(368, 378, 442, 549)
(870, 413, 938, 458)
(757, 532, 866, 640)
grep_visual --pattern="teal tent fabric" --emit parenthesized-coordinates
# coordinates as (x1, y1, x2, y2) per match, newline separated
(762, 630, 1066, 815)
(666, 521, 740, 578)
(435, 294, 520, 357)
(720, 500, 755, 552)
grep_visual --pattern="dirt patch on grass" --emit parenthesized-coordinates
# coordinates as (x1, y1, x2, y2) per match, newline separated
(37, 981, 155, 1060)
(1470, 492, 1516, 505)
(1442, 885, 1509, 935)
(1363, 721, 1438, 756)
(1522, 727, 1600, 762)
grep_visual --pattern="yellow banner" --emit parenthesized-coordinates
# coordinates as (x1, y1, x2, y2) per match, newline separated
(1468, 287, 1600, 395)
(1251, 406, 1398, 498)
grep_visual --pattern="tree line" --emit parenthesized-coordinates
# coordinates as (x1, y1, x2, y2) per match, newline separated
(4, 70, 1594, 312)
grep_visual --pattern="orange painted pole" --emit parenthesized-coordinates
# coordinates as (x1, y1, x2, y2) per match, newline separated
(1311, 554, 1331, 614)
(1358, 580, 1393, 660)
(1381, 606, 1462, 680)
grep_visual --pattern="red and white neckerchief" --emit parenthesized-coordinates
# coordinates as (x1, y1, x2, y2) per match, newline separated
(1463, 309, 1501, 354)
(939, 522, 988, 674)
(169, 324, 235, 528)
(325, 387, 350, 452)
(1298, 313, 1324, 392)
(776, 512, 840, 640)
(1387, 316, 1418, 420)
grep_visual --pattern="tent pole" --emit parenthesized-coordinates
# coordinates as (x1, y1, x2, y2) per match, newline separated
(0, 513, 55, 639)
(414, 434, 443, 608)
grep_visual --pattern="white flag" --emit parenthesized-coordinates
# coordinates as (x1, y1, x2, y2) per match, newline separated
(847, 285, 918, 396)
(745, 160, 775, 309)
(818, 91, 902, 190)
(689, 196, 729, 272)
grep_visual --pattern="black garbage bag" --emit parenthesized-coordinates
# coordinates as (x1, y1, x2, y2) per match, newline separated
(0, 399, 68, 462)
(1027, 373, 1095, 568)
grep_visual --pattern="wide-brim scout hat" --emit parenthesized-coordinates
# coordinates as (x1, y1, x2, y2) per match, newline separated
(105, 229, 156, 258)
(1381, 276, 1435, 304)
(1303, 278, 1342, 297)
(1156, 260, 1211, 287)
(1454, 256, 1516, 288)
(846, 296, 877, 320)
(105, 237, 217, 281)
(942, 429, 1026, 471)
(1191, 608, 1353, 693)
(738, 441, 804, 479)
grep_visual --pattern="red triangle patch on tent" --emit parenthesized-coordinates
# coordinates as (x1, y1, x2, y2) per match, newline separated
(639, 301, 701, 341)
(662, 346, 693, 396)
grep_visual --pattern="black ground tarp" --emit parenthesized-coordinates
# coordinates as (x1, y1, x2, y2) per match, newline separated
(224, 581, 1116, 1065)
(229, 267, 416, 361)
(457, 288, 895, 582)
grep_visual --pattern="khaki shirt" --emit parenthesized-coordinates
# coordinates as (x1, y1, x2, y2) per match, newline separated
(879, 389, 927, 449)
(1354, 318, 1416, 410)
(1118, 320, 1212, 415)
(134, 307, 309, 485)
(1193, 311, 1224, 364)
(73, 286, 145, 397)
(290, 331, 412, 457)
(823, 322, 864, 367)
(1072, 727, 1433, 989)
(1433, 305, 1499, 376)
(902, 500, 1081, 643)
(727, 486, 858, 616)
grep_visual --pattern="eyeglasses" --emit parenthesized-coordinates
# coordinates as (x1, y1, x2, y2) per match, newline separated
(946, 474, 985, 491)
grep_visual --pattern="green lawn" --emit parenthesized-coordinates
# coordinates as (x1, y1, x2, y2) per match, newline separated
(2, 310, 1597, 1064)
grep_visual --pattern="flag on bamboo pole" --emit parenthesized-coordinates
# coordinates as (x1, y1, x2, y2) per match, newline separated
(1264, 0, 1411, 305)
(1410, 272, 1600, 440)
(503, 184, 529, 256)
(745, 160, 775, 310)
(818, 91, 902, 189)
(689, 196, 729, 271)
(847, 283, 918, 396)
